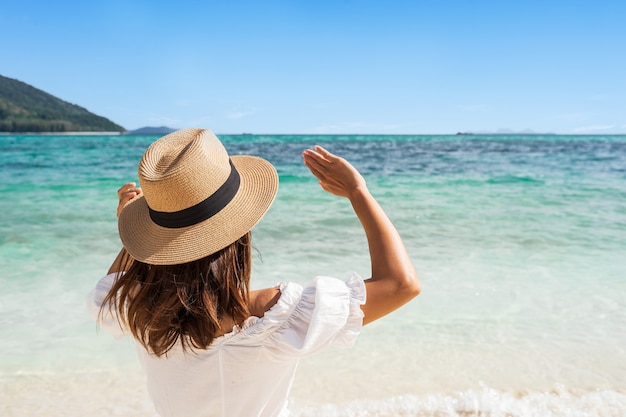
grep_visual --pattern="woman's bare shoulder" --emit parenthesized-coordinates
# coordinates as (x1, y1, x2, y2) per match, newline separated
(248, 287, 281, 318)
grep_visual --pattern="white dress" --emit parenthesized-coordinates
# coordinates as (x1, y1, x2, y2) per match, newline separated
(86, 273, 366, 417)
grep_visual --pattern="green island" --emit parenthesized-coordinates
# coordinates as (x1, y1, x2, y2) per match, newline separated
(0, 75, 124, 133)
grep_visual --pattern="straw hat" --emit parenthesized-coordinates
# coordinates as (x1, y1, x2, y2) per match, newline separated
(118, 128, 278, 265)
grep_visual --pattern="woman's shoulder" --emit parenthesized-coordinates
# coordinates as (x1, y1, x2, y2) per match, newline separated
(249, 275, 365, 320)
(248, 287, 282, 318)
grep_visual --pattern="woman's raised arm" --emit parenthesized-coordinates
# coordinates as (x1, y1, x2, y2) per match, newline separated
(302, 146, 420, 325)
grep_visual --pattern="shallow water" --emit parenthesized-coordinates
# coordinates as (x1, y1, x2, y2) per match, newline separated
(1, 133, 625, 416)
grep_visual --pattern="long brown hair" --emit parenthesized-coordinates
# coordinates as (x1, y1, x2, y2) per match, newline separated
(101, 232, 252, 356)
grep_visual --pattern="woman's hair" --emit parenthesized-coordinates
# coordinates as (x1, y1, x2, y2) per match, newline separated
(101, 232, 252, 357)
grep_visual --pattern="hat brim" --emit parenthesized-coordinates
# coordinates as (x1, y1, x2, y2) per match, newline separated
(118, 155, 278, 265)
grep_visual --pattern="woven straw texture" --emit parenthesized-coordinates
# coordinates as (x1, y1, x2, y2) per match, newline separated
(118, 128, 278, 265)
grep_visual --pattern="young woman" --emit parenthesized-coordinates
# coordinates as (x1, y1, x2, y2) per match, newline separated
(87, 128, 420, 417)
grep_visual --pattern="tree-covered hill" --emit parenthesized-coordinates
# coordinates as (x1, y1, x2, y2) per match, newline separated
(0, 75, 124, 133)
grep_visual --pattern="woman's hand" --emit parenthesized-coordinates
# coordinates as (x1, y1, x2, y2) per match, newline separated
(302, 146, 366, 199)
(107, 183, 141, 274)
(117, 182, 142, 218)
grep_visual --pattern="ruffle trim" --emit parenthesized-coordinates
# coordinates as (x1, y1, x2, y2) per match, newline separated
(209, 281, 303, 346)
(332, 273, 366, 348)
(210, 273, 366, 349)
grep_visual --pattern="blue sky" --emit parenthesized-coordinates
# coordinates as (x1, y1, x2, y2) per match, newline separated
(2, 0, 625, 134)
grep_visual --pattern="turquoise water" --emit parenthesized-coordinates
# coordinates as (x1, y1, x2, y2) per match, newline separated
(1, 134, 625, 416)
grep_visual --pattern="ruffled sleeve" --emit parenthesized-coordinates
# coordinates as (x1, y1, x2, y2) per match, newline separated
(85, 273, 126, 339)
(266, 273, 366, 357)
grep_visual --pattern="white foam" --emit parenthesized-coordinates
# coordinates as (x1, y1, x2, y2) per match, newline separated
(291, 385, 626, 417)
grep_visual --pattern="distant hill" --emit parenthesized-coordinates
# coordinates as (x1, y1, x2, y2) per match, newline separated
(0, 75, 124, 133)
(127, 126, 176, 135)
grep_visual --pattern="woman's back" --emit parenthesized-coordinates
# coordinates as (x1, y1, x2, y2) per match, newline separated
(89, 275, 365, 417)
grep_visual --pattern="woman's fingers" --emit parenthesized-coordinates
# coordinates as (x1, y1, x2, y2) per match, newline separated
(116, 182, 142, 218)
(303, 152, 327, 178)
(117, 182, 138, 199)
(303, 148, 329, 165)
(303, 149, 333, 179)
(313, 145, 337, 162)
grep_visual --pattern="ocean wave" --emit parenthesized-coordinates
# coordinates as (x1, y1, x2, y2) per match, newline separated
(291, 385, 626, 417)
(486, 175, 545, 185)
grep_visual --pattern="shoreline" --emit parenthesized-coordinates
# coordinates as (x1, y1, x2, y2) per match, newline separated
(2, 369, 625, 417)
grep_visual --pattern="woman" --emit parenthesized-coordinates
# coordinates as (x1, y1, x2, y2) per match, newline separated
(87, 128, 420, 417)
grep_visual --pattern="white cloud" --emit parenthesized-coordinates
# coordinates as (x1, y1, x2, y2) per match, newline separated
(571, 125, 614, 133)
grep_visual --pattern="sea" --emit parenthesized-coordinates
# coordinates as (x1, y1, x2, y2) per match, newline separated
(1, 133, 625, 417)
